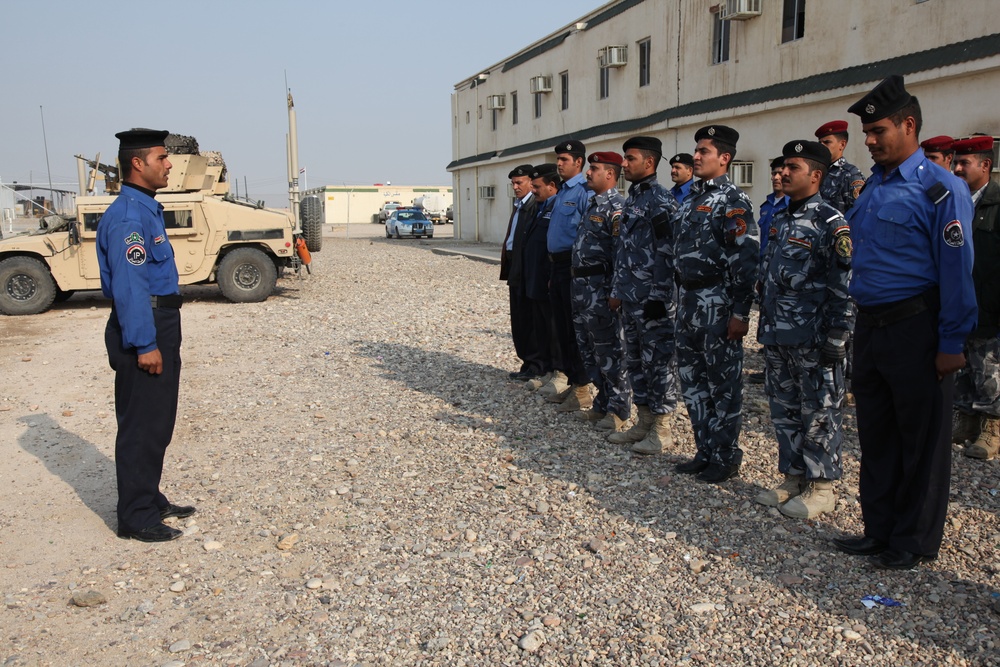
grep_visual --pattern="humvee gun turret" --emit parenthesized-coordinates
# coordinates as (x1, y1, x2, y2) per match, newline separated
(0, 134, 323, 315)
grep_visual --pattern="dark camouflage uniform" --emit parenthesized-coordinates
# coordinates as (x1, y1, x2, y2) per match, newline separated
(758, 194, 853, 480)
(610, 175, 678, 415)
(819, 157, 865, 214)
(674, 174, 759, 466)
(571, 189, 630, 419)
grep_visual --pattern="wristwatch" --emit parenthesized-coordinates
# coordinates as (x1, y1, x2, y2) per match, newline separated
(732, 312, 749, 323)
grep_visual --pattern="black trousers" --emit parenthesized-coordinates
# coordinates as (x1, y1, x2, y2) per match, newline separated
(853, 308, 952, 556)
(549, 259, 586, 385)
(105, 308, 182, 532)
(509, 283, 546, 375)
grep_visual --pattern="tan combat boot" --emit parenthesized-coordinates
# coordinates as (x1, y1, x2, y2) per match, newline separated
(779, 480, 836, 519)
(576, 408, 606, 423)
(965, 417, 1000, 460)
(538, 371, 569, 399)
(594, 413, 626, 432)
(631, 413, 673, 454)
(608, 405, 653, 444)
(755, 473, 806, 507)
(556, 385, 594, 412)
(525, 372, 552, 392)
(952, 411, 984, 444)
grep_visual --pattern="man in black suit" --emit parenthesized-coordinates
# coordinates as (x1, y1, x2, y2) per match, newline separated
(521, 164, 561, 389)
(501, 165, 540, 380)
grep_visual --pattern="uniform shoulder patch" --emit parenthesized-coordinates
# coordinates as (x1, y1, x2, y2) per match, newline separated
(153, 234, 165, 245)
(787, 236, 812, 250)
(696, 205, 713, 213)
(725, 208, 746, 218)
(611, 211, 622, 237)
(589, 215, 604, 223)
(126, 244, 146, 266)
(124, 231, 144, 245)
(836, 235, 853, 258)
(943, 220, 965, 248)
(834, 224, 851, 237)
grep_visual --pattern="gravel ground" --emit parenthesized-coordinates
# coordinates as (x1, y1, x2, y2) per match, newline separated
(1, 227, 998, 666)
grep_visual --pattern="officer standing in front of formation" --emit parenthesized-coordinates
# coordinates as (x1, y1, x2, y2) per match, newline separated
(755, 140, 853, 519)
(951, 135, 1000, 460)
(668, 153, 695, 205)
(673, 126, 759, 482)
(539, 140, 592, 409)
(500, 165, 540, 381)
(921, 135, 956, 172)
(97, 129, 196, 542)
(569, 152, 630, 432)
(608, 136, 679, 454)
(833, 75, 976, 570)
(522, 164, 560, 392)
(815, 120, 866, 214)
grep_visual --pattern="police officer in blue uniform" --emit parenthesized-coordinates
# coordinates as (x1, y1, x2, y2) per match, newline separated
(98, 129, 196, 542)
(833, 76, 976, 569)
(668, 153, 695, 205)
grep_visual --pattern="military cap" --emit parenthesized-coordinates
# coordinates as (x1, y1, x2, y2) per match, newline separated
(814, 120, 848, 138)
(782, 140, 831, 167)
(530, 163, 558, 179)
(694, 125, 739, 147)
(508, 164, 534, 179)
(769, 156, 785, 171)
(919, 135, 954, 153)
(554, 139, 586, 158)
(622, 136, 663, 156)
(669, 152, 694, 167)
(848, 75, 914, 124)
(115, 128, 170, 150)
(952, 135, 995, 155)
(587, 151, 624, 167)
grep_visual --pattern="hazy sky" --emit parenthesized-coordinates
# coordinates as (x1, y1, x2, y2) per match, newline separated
(1, 0, 598, 206)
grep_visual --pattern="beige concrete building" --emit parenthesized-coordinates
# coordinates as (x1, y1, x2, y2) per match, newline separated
(448, 0, 1000, 242)
(303, 185, 452, 225)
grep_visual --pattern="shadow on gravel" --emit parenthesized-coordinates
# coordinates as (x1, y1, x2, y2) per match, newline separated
(17, 414, 117, 530)
(355, 340, 1000, 664)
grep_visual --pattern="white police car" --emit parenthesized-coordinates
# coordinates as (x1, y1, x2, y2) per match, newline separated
(385, 208, 433, 239)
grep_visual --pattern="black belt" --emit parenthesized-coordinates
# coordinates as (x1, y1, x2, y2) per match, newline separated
(548, 251, 571, 263)
(150, 294, 183, 309)
(856, 289, 938, 328)
(571, 264, 608, 278)
(676, 274, 724, 290)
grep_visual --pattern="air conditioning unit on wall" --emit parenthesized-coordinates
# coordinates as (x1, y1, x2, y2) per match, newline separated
(730, 161, 754, 188)
(529, 75, 552, 94)
(721, 0, 762, 20)
(486, 94, 505, 110)
(598, 46, 628, 68)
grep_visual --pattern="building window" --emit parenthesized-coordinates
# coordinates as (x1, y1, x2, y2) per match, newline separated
(712, 13, 731, 64)
(560, 71, 569, 110)
(511, 91, 518, 125)
(491, 109, 498, 131)
(465, 110, 470, 124)
(782, 0, 805, 42)
(638, 38, 651, 87)
(478, 105, 482, 119)
(534, 93, 542, 118)
(599, 66, 610, 99)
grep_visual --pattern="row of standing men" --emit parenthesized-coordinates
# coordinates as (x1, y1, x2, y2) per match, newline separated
(499, 74, 995, 571)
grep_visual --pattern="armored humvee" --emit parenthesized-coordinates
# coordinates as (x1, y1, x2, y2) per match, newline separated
(0, 135, 324, 315)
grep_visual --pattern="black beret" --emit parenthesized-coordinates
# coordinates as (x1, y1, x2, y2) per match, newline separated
(782, 140, 832, 167)
(622, 136, 663, 156)
(669, 152, 694, 167)
(508, 164, 534, 179)
(694, 125, 739, 147)
(116, 128, 170, 150)
(530, 163, 558, 179)
(769, 156, 785, 171)
(848, 75, 914, 124)
(553, 139, 586, 158)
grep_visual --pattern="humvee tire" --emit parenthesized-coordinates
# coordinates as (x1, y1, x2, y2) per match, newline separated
(300, 195, 323, 253)
(0, 256, 57, 315)
(216, 247, 277, 303)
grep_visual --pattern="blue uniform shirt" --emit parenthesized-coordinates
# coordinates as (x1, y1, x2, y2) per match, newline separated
(847, 148, 976, 354)
(670, 178, 693, 205)
(547, 171, 590, 253)
(97, 184, 180, 354)
(758, 192, 789, 258)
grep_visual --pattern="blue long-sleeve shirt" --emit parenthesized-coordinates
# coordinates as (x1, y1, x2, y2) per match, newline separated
(846, 148, 976, 354)
(758, 192, 789, 258)
(97, 184, 179, 353)
(547, 172, 590, 253)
